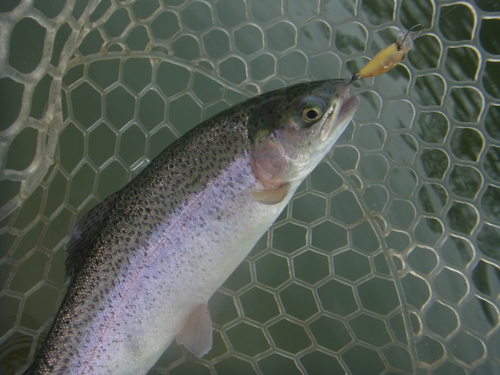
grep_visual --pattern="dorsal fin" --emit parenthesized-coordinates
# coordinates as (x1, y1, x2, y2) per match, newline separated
(65, 192, 119, 281)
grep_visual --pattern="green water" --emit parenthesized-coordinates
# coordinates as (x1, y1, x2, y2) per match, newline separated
(1, 0, 499, 374)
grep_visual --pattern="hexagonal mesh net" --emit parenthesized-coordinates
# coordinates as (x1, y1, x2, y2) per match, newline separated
(1, 0, 499, 374)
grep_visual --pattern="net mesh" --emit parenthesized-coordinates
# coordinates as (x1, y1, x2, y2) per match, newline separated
(1, 0, 499, 374)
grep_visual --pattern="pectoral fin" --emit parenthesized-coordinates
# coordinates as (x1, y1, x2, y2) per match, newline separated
(176, 302, 213, 358)
(251, 183, 290, 205)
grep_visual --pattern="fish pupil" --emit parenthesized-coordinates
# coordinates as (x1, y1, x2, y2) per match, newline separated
(304, 108, 319, 122)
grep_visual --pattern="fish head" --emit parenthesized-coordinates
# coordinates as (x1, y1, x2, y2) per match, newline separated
(248, 79, 360, 188)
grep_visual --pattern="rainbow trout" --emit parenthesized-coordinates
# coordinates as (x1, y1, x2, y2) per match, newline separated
(24, 79, 359, 374)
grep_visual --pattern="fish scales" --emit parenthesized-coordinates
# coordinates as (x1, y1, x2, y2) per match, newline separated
(24, 79, 359, 374)
(29, 105, 255, 373)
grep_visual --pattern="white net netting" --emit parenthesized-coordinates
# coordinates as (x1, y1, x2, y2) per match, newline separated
(1, 0, 499, 374)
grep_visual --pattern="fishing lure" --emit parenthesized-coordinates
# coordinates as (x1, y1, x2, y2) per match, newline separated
(351, 26, 422, 82)
(351, 4, 460, 82)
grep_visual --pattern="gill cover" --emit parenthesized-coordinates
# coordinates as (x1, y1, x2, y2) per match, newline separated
(246, 81, 344, 204)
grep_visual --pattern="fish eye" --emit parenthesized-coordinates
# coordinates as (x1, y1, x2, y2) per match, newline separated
(301, 107, 322, 123)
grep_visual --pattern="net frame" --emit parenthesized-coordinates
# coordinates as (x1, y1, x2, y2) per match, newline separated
(0, 0, 499, 374)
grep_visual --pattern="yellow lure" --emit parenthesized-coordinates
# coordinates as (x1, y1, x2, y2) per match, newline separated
(352, 29, 415, 81)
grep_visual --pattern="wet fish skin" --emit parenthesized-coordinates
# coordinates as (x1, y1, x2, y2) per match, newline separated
(23, 79, 359, 375)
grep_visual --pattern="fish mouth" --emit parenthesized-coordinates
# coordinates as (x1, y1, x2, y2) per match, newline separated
(320, 82, 360, 142)
(337, 79, 351, 100)
(337, 95, 360, 124)
(334, 80, 360, 123)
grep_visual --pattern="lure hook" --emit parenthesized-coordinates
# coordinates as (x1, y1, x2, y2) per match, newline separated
(350, 24, 422, 83)
(350, 4, 460, 83)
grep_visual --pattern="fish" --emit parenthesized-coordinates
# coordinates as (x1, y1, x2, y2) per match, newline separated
(23, 79, 360, 375)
